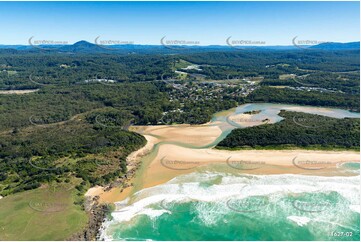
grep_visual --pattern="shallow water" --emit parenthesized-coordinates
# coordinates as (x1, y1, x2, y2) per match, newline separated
(101, 103, 360, 241)
(102, 171, 360, 241)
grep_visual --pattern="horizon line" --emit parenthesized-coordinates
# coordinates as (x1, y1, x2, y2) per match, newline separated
(0, 40, 360, 47)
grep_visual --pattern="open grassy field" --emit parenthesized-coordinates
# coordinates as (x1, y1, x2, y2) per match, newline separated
(174, 59, 193, 69)
(279, 73, 296, 80)
(0, 184, 87, 240)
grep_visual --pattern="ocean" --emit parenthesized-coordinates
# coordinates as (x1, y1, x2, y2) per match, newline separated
(100, 103, 360, 241)
(101, 168, 360, 241)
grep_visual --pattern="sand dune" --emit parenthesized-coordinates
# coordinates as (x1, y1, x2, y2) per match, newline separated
(142, 144, 359, 189)
(89, 105, 360, 203)
(130, 124, 222, 147)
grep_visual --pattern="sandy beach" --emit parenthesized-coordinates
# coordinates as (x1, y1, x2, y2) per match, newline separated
(145, 144, 359, 186)
(227, 113, 269, 127)
(130, 124, 222, 147)
(88, 122, 359, 204)
(84, 134, 157, 203)
(85, 104, 360, 204)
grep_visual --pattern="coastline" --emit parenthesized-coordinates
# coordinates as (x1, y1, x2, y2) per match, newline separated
(77, 135, 155, 240)
(67, 196, 111, 241)
(84, 134, 156, 203)
(83, 103, 360, 239)
(138, 143, 360, 191)
(86, 124, 360, 204)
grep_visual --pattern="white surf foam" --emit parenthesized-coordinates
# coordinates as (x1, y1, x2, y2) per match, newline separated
(102, 172, 360, 239)
(287, 216, 311, 227)
(349, 204, 360, 213)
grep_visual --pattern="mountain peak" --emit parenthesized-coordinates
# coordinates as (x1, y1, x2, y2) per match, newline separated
(58, 40, 102, 52)
(73, 40, 95, 47)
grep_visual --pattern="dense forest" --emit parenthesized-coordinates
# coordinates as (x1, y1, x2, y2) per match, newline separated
(0, 48, 360, 198)
(0, 115, 146, 196)
(247, 87, 360, 112)
(261, 72, 359, 94)
(217, 111, 360, 150)
(181, 50, 360, 72)
(0, 53, 173, 89)
(0, 83, 170, 132)
(0, 81, 168, 196)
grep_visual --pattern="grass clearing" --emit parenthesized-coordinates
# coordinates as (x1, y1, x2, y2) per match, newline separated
(0, 184, 87, 240)
(279, 74, 296, 80)
(174, 59, 193, 69)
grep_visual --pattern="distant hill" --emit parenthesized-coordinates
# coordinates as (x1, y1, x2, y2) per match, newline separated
(58, 40, 104, 53)
(0, 40, 359, 53)
(310, 41, 360, 50)
(0, 45, 27, 49)
(0, 41, 110, 53)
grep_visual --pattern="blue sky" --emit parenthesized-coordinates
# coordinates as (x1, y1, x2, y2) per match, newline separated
(0, 1, 359, 45)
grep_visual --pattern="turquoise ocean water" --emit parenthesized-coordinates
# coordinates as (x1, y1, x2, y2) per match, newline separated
(100, 104, 360, 241)
(101, 167, 360, 241)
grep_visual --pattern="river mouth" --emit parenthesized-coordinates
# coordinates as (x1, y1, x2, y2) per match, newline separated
(99, 103, 360, 241)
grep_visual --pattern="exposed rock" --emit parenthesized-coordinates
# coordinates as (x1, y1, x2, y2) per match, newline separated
(71, 137, 153, 240)
(68, 196, 110, 241)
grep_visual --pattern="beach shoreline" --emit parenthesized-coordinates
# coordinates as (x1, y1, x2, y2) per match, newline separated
(86, 123, 360, 204)
(85, 102, 360, 208)
(84, 134, 156, 203)
(84, 103, 360, 240)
